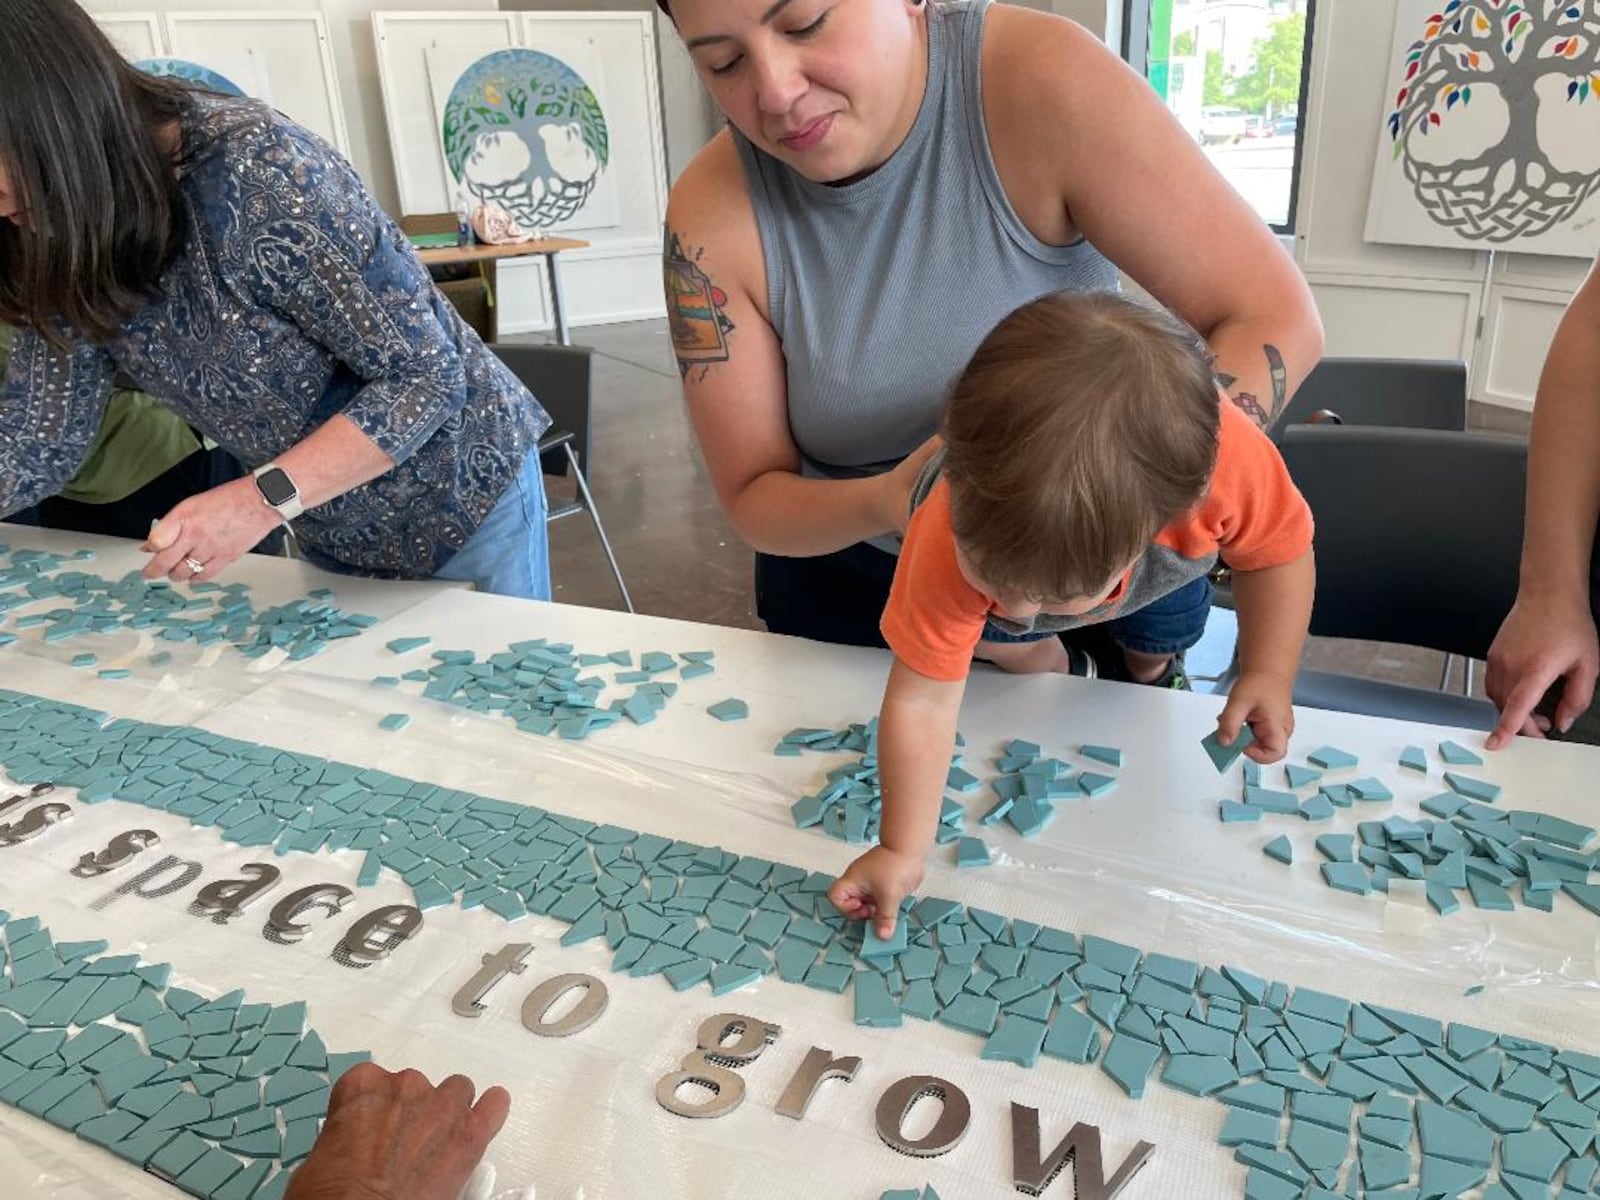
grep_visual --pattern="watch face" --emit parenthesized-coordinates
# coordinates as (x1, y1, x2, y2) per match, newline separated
(257, 468, 297, 507)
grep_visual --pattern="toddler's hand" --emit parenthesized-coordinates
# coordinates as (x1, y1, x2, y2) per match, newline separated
(829, 846, 926, 939)
(1217, 671, 1295, 764)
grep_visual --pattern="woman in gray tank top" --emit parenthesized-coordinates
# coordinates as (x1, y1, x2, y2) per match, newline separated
(658, 0, 1322, 652)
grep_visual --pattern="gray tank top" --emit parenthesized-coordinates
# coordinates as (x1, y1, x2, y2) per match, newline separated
(733, 0, 1120, 483)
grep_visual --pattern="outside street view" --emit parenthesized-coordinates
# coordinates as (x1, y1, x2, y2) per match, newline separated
(1144, 0, 1312, 228)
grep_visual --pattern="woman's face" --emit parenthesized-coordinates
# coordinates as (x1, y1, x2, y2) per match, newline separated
(672, 0, 926, 183)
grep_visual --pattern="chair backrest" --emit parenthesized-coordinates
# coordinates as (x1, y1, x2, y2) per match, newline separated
(488, 343, 594, 477)
(1278, 424, 1527, 660)
(1273, 357, 1467, 442)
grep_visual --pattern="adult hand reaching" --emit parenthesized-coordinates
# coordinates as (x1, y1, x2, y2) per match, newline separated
(143, 478, 280, 585)
(286, 1064, 511, 1200)
(1486, 590, 1599, 749)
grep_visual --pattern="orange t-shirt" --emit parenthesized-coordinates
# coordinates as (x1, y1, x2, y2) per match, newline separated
(881, 400, 1313, 681)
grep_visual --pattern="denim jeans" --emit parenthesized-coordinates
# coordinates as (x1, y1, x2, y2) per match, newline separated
(980, 575, 1214, 656)
(434, 450, 552, 600)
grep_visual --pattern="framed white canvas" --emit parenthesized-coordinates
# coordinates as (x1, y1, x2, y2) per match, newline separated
(1364, 0, 1600, 257)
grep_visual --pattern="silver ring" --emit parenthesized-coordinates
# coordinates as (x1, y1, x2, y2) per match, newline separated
(183, 556, 205, 576)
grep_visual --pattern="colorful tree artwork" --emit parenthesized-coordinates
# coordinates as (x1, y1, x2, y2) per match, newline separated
(441, 48, 610, 238)
(133, 58, 246, 97)
(1382, 0, 1600, 244)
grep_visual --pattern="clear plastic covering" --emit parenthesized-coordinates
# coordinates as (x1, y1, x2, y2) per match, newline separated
(0, 526, 1596, 1198)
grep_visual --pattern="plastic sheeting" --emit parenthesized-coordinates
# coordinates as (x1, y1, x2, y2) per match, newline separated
(0, 526, 1596, 1198)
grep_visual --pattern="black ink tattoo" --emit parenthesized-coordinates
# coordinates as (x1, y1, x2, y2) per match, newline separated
(1216, 345, 1289, 431)
(1265, 344, 1288, 420)
(663, 230, 735, 382)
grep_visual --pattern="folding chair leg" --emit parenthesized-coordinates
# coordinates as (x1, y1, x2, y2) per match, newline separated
(1203, 645, 1242, 697)
(564, 443, 634, 613)
(1462, 659, 1474, 697)
(1439, 654, 1455, 692)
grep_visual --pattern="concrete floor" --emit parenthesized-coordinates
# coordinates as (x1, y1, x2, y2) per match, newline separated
(529, 319, 759, 630)
(529, 318, 1530, 700)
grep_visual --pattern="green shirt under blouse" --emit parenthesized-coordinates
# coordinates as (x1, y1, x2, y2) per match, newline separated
(0, 325, 199, 506)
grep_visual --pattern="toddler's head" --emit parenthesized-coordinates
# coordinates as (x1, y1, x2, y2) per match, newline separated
(942, 291, 1222, 616)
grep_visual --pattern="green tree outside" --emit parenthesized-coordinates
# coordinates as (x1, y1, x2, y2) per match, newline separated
(1228, 14, 1306, 116)
(1202, 50, 1229, 106)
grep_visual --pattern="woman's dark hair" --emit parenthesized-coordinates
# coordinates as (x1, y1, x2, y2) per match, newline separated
(0, 0, 196, 343)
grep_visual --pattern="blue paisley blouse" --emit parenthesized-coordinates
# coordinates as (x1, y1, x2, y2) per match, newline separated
(0, 97, 549, 577)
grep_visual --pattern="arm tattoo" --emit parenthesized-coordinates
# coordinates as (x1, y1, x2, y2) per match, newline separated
(1230, 388, 1273, 427)
(663, 229, 736, 382)
(1215, 368, 1271, 425)
(1215, 345, 1288, 430)
(1265, 344, 1288, 420)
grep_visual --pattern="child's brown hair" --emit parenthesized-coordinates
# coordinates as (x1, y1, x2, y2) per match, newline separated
(942, 291, 1222, 601)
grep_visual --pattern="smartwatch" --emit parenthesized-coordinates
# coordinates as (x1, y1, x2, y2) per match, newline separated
(251, 463, 304, 522)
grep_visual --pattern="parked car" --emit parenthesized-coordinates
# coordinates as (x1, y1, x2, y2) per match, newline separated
(1273, 114, 1299, 137)
(1243, 115, 1274, 139)
(1198, 106, 1250, 145)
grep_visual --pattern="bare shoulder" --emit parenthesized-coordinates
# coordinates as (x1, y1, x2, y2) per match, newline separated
(1578, 255, 1600, 308)
(980, 3, 1232, 249)
(664, 129, 767, 318)
(663, 128, 782, 387)
(978, 6, 1139, 241)
(980, 4, 1123, 114)
(667, 127, 747, 221)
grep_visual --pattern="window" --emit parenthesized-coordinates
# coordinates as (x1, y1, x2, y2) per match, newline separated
(1124, 0, 1317, 233)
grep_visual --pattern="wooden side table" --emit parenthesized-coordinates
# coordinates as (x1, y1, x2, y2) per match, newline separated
(415, 237, 590, 345)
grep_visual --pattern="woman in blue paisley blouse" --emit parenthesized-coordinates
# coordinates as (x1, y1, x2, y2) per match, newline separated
(0, 0, 552, 597)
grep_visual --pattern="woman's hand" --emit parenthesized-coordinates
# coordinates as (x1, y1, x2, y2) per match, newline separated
(1486, 589, 1599, 748)
(877, 435, 943, 536)
(142, 478, 280, 584)
(285, 1063, 510, 1200)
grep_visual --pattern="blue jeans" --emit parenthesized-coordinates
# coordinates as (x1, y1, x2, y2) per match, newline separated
(434, 450, 552, 600)
(755, 542, 899, 649)
(981, 575, 1213, 657)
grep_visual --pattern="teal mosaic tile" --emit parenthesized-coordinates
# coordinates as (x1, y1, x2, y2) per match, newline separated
(1438, 741, 1483, 767)
(0, 901, 355, 1197)
(8, 676, 1600, 1200)
(706, 698, 748, 722)
(1201, 725, 1255, 772)
(1306, 746, 1358, 771)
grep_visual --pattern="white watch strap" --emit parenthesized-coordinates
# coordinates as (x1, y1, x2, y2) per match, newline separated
(252, 463, 305, 522)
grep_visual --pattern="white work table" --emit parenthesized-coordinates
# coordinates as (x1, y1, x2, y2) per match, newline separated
(0, 525, 1592, 1199)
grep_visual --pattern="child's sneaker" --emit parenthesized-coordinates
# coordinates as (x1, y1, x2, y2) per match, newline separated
(1146, 652, 1191, 691)
(1104, 650, 1190, 689)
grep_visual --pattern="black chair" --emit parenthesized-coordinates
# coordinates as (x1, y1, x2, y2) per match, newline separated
(1274, 424, 1527, 730)
(1201, 356, 1473, 683)
(490, 343, 633, 612)
(1280, 359, 1474, 694)
(1272, 356, 1468, 442)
